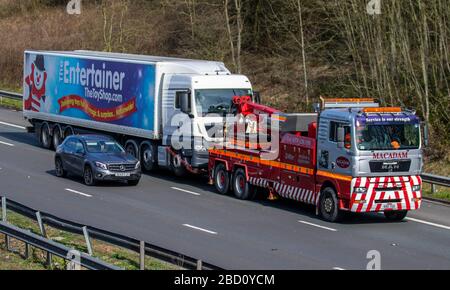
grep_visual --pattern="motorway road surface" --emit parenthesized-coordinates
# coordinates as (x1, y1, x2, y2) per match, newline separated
(0, 107, 449, 269)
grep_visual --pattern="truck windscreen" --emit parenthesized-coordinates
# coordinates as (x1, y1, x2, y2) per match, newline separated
(195, 89, 252, 117)
(356, 123, 420, 151)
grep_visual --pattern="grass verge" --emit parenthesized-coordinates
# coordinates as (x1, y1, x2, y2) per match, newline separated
(0, 210, 181, 270)
(0, 96, 22, 110)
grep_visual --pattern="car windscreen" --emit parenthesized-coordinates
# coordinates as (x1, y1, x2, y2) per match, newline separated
(85, 140, 125, 153)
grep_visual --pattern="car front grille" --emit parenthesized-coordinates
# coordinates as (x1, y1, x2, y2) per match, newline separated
(107, 163, 136, 172)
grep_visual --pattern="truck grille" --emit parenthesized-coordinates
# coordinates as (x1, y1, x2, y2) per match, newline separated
(369, 160, 411, 173)
(108, 163, 135, 172)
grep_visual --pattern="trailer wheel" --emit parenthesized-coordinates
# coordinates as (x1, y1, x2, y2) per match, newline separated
(40, 123, 52, 149)
(232, 168, 256, 200)
(319, 187, 343, 222)
(64, 126, 74, 139)
(125, 142, 138, 158)
(214, 163, 230, 194)
(52, 126, 62, 149)
(384, 210, 407, 221)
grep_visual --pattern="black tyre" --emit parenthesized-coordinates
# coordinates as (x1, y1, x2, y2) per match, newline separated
(128, 179, 140, 186)
(232, 168, 256, 200)
(83, 166, 96, 186)
(384, 210, 408, 221)
(170, 153, 186, 177)
(53, 127, 62, 149)
(125, 142, 138, 158)
(320, 187, 343, 222)
(41, 123, 52, 149)
(141, 144, 157, 172)
(214, 163, 230, 194)
(64, 126, 74, 139)
(55, 158, 67, 178)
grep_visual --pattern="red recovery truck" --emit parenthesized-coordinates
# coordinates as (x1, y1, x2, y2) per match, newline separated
(208, 97, 425, 222)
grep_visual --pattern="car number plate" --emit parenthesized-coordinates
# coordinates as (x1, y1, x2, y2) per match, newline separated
(115, 173, 131, 177)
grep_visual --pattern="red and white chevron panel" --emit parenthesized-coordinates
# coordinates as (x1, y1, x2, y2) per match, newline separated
(273, 182, 317, 205)
(350, 176, 422, 213)
(247, 177, 316, 205)
(248, 177, 269, 188)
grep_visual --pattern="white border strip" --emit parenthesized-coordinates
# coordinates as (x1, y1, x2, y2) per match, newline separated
(0, 121, 26, 130)
(65, 188, 92, 198)
(298, 220, 337, 232)
(0, 141, 14, 147)
(171, 187, 201, 196)
(182, 224, 218, 235)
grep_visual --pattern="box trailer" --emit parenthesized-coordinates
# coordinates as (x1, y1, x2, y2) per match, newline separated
(23, 50, 254, 175)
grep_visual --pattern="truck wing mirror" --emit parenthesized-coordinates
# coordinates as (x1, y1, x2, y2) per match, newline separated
(422, 122, 429, 147)
(179, 91, 191, 115)
(253, 91, 261, 104)
(337, 127, 345, 148)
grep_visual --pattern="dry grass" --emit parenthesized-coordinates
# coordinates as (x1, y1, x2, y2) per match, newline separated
(0, 0, 448, 162)
(0, 210, 180, 270)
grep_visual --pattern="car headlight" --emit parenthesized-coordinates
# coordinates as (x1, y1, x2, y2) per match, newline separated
(135, 161, 141, 169)
(95, 161, 108, 170)
(412, 185, 421, 191)
(354, 187, 367, 194)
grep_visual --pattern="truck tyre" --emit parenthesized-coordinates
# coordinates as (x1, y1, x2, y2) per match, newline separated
(232, 168, 256, 200)
(55, 158, 67, 178)
(320, 187, 343, 222)
(64, 126, 74, 139)
(214, 163, 230, 194)
(125, 141, 138, 158)
(53, 126, 62, 149)
(40, 123, 52, 149)
(170, 153, 186, 177)
(83, 165, 96, 186)
(384, 210, 408, 221)
(141, 143, 157, 172)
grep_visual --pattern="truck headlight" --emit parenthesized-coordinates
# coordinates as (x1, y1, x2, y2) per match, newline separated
(135, 161, 141, 169)
(95, 161, 108, 170)
(412, 185, 421, 191)
(354, 187, 367, 194)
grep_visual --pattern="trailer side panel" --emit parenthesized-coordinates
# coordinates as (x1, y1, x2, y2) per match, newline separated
(23, 51, 157, 139)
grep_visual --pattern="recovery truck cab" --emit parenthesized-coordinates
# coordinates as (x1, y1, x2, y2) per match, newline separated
(209, 98, 424, 222)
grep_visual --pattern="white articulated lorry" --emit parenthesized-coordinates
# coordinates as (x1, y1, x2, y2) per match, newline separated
(23, 50, 255, 175)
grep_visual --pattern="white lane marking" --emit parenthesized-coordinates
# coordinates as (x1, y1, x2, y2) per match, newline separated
(183, 224, 218, 235)
(333, 267, 345, 270)
(405, 217, 450, 231)
(0, 121, 26, 130)
(0, 140, 14, 147)
(171, 187, 201, 196)
(298, 220, 337, 232)
(65, 188, 92, 198)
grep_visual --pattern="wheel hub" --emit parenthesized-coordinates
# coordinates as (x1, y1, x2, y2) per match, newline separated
(143, 149, 152, 163)
(324, 198, 333, 213)
(217, 171, 225, 188)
